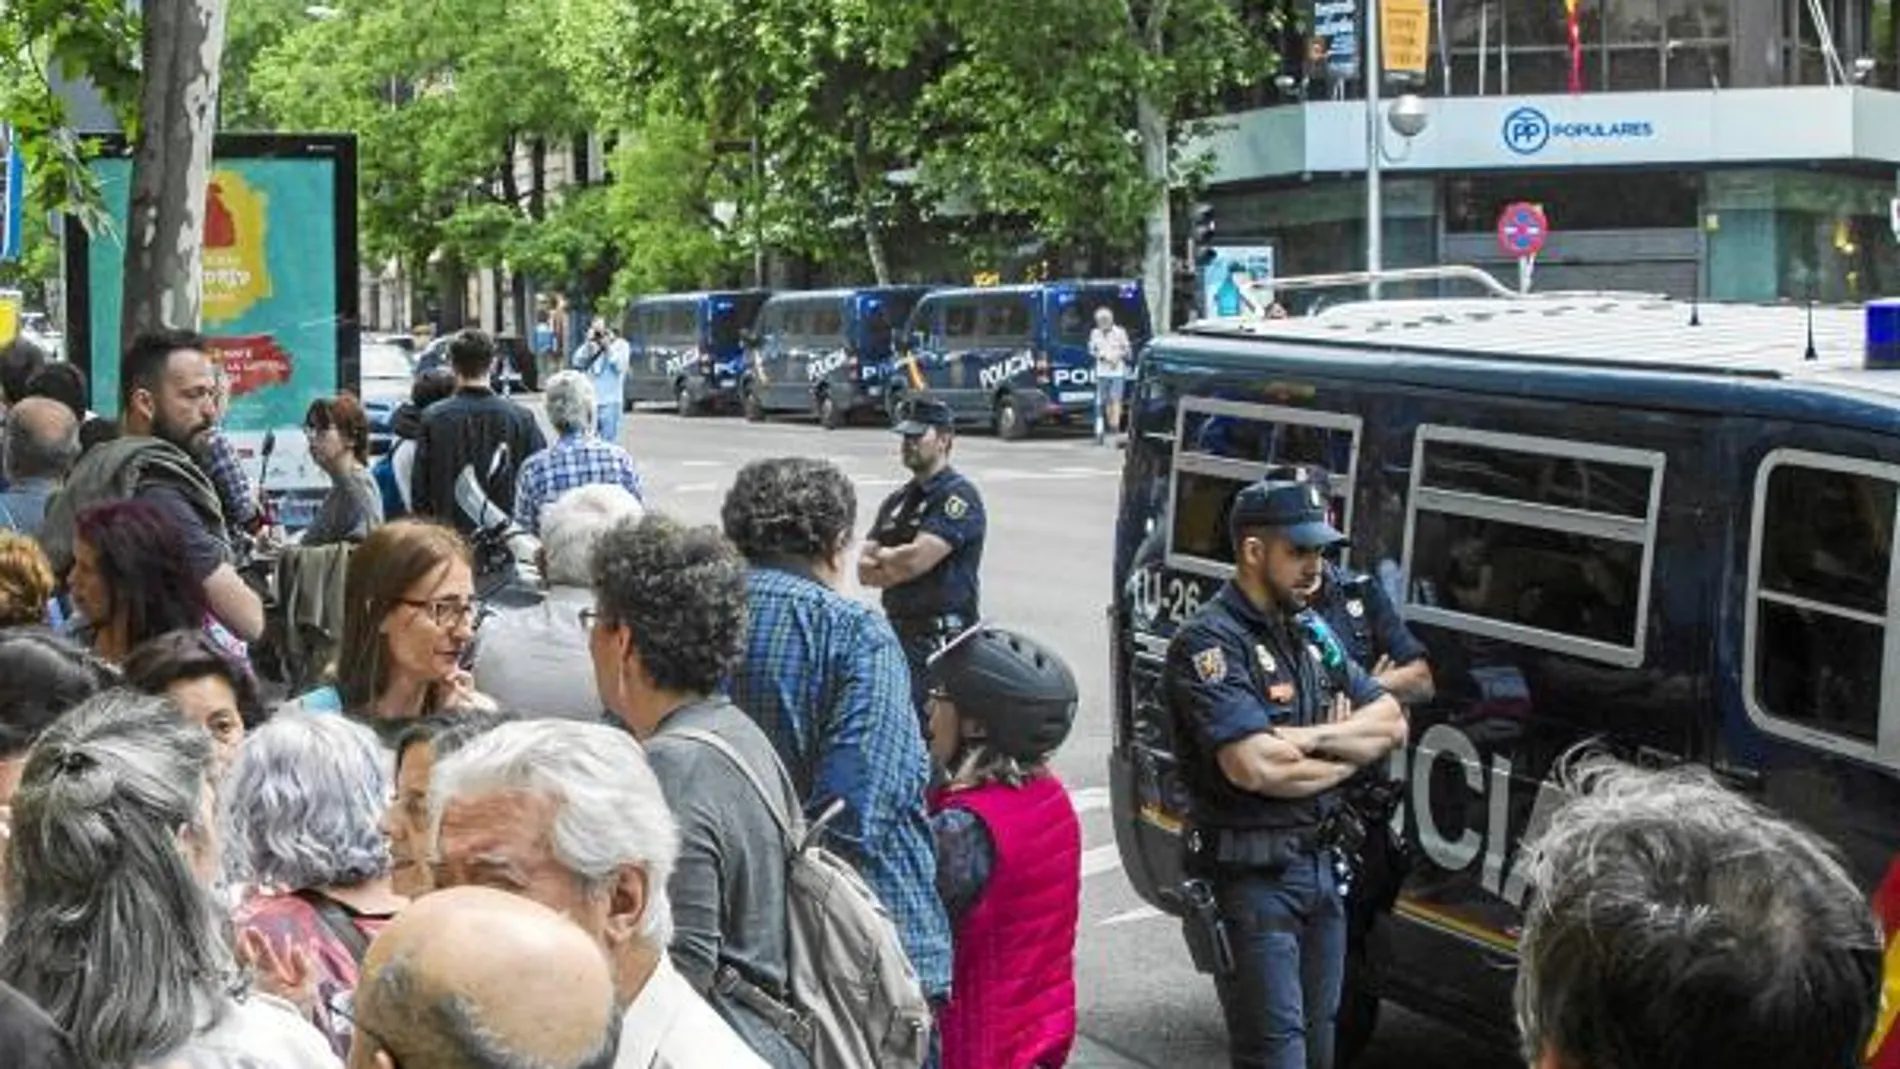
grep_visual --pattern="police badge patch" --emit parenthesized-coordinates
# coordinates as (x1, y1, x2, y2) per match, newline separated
(945, 495, 969, 519)
(1346, 599, 1365, 619)
(1194, 647, 1227, 682)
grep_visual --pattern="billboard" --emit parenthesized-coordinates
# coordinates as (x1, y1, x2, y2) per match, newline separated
(1199, 245, 1277, 319)
(64, 135, 359, 526)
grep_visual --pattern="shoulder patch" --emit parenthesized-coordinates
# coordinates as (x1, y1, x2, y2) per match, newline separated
(1193, 647, 1227, 683)
(1346, 598, 1365, 619)
(944, 494, 969, 519)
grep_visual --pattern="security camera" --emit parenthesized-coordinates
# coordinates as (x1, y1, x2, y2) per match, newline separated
(1387, 94, 1430, 140)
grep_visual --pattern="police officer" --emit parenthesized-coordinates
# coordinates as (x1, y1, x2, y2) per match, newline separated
(1163, 476, 1407, 1069)
(1263, 467, 1434, 1067)
(860, 397, 987, 728)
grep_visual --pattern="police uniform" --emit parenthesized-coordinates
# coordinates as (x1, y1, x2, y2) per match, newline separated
(872, 398, 988, 720)
(1311, 559, 1427, 674)
(1163, 479, 1386, 1069)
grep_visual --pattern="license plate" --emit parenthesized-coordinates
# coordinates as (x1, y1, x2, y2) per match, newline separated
(1058, 390, 1094, 403)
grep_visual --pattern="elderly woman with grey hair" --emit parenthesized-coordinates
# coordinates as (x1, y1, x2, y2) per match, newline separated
(0, 689, 338, 1069)
(512, 369, 647, 536)
(224, 711, 407, 1058)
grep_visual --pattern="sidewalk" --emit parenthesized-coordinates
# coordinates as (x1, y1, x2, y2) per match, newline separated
(1071, 1033, 1153, 1068)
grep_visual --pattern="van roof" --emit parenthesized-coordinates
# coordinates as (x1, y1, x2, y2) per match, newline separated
(921, 279, 1143, 299)
(762, 286, 933, 303)
(1184, 294, 1892, 387)
(632, 289, 773, 305)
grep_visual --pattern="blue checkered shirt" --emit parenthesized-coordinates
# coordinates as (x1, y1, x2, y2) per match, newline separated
(204, 430, 260, 532)
(728, 565, 953, 998)
(512, 431, 647, 534)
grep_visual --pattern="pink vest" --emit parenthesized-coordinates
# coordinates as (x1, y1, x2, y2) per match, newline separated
(934, 772, 1081, 1069)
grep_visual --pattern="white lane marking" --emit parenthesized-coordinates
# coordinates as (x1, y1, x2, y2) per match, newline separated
(1070, 787, 1110, 814)
(681, 459, 726, 468)
(673, 482, 719, 494)
(1098, 906, 1166, 928)
(1081, 844, 1123, 879)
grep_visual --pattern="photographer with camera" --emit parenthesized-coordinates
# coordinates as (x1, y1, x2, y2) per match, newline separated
(571, 316, 630, 444)
(1160, 475, 1406, 1069)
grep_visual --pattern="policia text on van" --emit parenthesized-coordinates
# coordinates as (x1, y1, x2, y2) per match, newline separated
(1109, 286, 1900, 1060)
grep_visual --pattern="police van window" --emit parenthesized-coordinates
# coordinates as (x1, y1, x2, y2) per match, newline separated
(663, 305, 696, 340)
(1165, 398, 1362, 580)
(779, 304, 810, 339)
(810, 305, 845, 339)
(978, 298, 1032, 343)
(868, 295, 922, 352)
(1746, 455, 1899, 755)
(1402, 427, 1664, 667)
(944, 303, 978, 340)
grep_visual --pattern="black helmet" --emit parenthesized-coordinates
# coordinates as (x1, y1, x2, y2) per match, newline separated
(928, 626, 1077, 763)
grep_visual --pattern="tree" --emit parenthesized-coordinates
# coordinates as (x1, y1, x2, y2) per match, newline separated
(121, 0, 228, 339)
(0, 0, 139, 229)
(218, 0, 309, 130)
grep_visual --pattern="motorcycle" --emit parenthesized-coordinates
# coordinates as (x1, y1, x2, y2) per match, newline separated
(455, 444, 544, 611)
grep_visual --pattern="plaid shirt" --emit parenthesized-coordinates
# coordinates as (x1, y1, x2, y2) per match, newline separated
(512, 431, 647, 535)
(203, 429, 261, 532)
(728, 565, 953, 997)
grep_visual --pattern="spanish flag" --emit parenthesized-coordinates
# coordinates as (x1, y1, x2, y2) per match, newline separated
(1867, 857, 1900, 1066)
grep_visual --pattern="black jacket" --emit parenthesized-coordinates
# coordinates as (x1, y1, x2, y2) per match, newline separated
(411, 387, 546, 532)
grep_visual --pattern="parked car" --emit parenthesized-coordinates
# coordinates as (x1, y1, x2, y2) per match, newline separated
(360, 341, 417, 455)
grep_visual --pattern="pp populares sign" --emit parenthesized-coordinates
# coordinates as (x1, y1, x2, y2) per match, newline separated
(1503, 105, 1655, 156)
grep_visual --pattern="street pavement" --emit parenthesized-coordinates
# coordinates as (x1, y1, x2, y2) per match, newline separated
(580, 400, 1521, 1069)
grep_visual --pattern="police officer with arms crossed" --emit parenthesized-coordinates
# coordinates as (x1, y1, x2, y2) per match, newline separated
(1163, 476, 1407, 1069)
(860, 397, 987, 730)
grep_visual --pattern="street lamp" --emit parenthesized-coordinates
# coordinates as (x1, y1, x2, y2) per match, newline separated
(1363, 0, 1431, 298)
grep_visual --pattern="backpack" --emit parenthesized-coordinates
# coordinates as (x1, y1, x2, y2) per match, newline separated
(671, 728, 933, 1069)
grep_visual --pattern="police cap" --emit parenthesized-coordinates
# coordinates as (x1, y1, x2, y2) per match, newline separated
(892, 397, 956, 436)
(1229, 478, 1347, 549)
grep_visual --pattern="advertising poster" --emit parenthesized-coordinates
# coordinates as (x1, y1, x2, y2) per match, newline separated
(67, 136, 358, 527)
(1199, 245, 1277, 319)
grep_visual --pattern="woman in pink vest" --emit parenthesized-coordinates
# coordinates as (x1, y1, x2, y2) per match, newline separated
(926, 625, 1082, 1069)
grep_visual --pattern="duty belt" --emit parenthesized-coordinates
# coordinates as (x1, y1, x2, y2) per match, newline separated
(891, 613, 970, 640)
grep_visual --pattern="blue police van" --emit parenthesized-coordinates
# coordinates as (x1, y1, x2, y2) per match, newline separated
(893, 280, 1150, 439)
(1110, 282, 1900, 1057)
(742, 286, 933, 428)
(620, 290, 772, 415)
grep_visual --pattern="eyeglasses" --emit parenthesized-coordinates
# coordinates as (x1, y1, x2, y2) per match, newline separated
(578, 608, 609, 632)
(397, 597, 482, 629)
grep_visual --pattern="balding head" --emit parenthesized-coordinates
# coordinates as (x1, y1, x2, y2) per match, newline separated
(4, 397, 78, 482)
(349, 886, 620, 1069)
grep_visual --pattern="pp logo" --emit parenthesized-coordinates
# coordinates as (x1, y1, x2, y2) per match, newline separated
(1503, 106, 1551, 156)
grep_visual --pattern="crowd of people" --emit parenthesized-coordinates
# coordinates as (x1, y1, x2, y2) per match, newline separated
(0, 326, 1089, 1069)
(0, 322, 1888, 1069)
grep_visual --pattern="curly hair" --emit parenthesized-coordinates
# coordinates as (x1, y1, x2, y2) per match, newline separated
(720, 457, 858, 565)
(0, 530, 56, 628)
(591, 514, 746, 695)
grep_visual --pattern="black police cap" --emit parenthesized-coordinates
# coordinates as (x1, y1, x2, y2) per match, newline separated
(892, 397, 956, 435)
(1228, 478, 1347, 549)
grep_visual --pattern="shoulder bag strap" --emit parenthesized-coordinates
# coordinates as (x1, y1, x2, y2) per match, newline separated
(292, 889, 373, 965)
(667, 727, 799, 850)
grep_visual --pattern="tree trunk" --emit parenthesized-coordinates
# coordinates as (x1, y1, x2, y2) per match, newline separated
(120, 0, 228, 344)
(1135, 90, 1171, 333)
(852, 140, 891, 285)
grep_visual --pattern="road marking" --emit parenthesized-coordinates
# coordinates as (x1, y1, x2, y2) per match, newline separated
(672, 482, 719, 494)
(1099, 906, 1166, 928)
(1081, 844, 1123, 879)
(681, 459, 726, 468)
(1070, 786, 1110, 814)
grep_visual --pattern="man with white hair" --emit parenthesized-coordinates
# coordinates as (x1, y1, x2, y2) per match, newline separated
(429, 719, 766, 1069)
(513, 370, 646, 536)
(472, 482, 644, 720)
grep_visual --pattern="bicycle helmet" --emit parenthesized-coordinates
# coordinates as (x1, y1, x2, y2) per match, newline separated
(928, 625, 1078, 763)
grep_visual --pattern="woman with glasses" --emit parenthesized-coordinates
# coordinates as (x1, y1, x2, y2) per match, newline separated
(283, 520, 495, 734)
(300, 393, 383, 546)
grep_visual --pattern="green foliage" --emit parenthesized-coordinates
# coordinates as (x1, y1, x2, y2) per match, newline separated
(597, 115, 748, 304)
(219, 0, 312, 131)
(0, 0, 140, 229)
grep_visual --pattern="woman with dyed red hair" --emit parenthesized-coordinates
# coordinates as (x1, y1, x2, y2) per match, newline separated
(68, 499, 222, 663)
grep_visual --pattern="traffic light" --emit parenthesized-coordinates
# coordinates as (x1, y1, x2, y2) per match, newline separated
(1190, 202, 1217, 268)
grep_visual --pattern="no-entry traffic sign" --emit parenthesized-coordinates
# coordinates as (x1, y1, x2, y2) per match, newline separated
(1496, 201, 1549, 260)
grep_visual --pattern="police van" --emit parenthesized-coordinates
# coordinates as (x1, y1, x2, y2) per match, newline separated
(895, 280, 1150, 439)
(620, 290, 773, 415)
(1109, 275, 1900, 1055)
(742, 286, 933, 428)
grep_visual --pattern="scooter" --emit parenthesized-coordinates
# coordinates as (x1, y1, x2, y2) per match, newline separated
(455, 444, 544, 611)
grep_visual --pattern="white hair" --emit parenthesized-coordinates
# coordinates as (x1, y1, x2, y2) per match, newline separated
(428, 720, 679, 946)
(542, 484, 646, 588)
(545, 371, 599, 435)
(221, 712, 393, 890)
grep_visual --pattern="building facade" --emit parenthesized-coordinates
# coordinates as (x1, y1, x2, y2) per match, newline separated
(1192, 0, 1900, 303)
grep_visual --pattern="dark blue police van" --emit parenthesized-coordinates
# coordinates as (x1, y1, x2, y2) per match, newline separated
(1110, 284, 1900, 1057)
(620, 290, 772, 415)
(894, 280, 1150, 439)
(742, 286, 933, 428)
